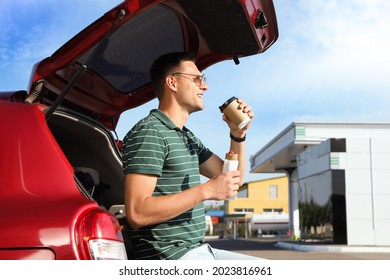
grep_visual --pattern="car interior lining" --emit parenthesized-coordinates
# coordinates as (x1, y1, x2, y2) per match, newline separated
(47, 109, 125, 210)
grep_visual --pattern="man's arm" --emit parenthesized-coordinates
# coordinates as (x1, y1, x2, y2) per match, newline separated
(200, 99, 252, 185)
(224, 98, 253, 185)
(199, 154, 223, 178)
(199, 140, 246, 186)
(229, 132, 246, 186)
(124, 170, 241, 229)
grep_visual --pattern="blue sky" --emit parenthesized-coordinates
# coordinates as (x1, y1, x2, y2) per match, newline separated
(1, 0, 390, 183)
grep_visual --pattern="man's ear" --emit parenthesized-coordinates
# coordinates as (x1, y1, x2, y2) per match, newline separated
(166, 75, 177, 91)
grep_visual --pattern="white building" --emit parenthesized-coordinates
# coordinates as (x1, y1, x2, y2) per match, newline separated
(250, 122, 390, 246)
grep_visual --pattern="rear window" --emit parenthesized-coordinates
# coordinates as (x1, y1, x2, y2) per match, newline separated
(77, 5, 184, 93)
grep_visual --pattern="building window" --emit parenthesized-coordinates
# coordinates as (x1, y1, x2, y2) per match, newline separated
(269, 185, 278, 198)
(234, 208, 254, 213)
(263, 208, 283, 213)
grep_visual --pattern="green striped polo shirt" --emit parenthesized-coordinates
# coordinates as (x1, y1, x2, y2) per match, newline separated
(122, 109, 213, 260)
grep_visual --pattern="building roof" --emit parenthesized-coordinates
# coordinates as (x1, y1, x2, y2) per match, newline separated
(250, 121, 390, 173)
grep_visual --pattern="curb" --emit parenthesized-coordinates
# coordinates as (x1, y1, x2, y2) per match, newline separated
(276, 241, 390, 253)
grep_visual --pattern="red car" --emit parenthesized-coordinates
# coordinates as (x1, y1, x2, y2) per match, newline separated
(0, 0, 278, 260)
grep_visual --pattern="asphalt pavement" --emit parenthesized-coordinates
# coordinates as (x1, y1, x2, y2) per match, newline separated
(205, 236, 390, 260)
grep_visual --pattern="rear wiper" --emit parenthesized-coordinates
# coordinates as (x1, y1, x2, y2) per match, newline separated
(45, 9, 126, 121)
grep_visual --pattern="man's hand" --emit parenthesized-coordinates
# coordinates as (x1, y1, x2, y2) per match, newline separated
(222, 98, 254, 135)
(203, 170, 242, 200)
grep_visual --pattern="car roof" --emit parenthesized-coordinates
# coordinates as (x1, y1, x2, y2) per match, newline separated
(28, 0, 278, 130)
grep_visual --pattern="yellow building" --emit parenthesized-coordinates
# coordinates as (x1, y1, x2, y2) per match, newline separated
(224, 175, 289, 237)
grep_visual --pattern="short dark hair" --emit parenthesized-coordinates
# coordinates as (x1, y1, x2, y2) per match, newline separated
(149, 52, 196, 98)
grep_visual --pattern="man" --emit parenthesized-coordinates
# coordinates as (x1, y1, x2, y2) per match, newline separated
(122, 52, 256, 260)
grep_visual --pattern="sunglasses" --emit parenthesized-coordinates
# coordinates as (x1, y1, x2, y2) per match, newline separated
(171, 72, 206, 87)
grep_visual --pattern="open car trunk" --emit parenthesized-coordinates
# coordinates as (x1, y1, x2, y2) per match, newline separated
(30, 0, 278, 130)
(47, 109, 135, 256)
(47, 110, 125, 212)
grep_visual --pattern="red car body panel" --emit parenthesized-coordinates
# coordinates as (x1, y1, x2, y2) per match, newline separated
(0, 102, 74, 194)
(0, 101, 98, 259)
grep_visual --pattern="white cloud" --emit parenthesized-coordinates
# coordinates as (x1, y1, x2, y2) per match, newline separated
(275, 0, 390, 90)
(191, 0, 390, 180)
(0, 0, 122, 90)
(205, 0, 390, 124)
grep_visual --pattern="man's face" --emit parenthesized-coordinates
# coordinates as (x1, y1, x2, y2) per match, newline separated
(173, 60, 208, 113)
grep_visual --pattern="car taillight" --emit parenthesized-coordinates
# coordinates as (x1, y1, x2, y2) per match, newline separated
(75, 208, 128, 260)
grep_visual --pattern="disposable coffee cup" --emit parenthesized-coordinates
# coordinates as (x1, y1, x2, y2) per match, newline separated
(219, 96, 251, 129)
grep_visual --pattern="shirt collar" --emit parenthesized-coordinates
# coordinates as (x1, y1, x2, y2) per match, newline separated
(150, 109, 189, 133)
(150, 109, 178, 130)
